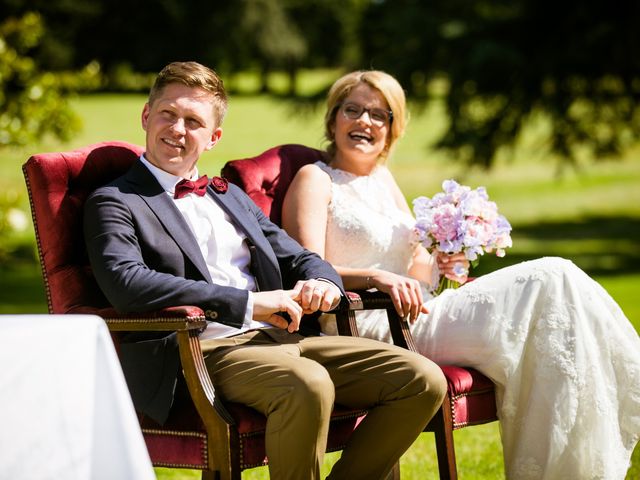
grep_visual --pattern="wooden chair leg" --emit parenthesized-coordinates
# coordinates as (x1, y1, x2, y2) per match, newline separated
(431, 399, 458, 480)
(384, 461, 401, 480)
(201, 470, 219, 480)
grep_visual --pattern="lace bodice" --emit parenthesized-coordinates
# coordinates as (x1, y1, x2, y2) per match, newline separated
(315, 161, 415, 276)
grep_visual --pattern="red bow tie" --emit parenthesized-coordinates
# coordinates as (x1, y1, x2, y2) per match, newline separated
(174, 175, 210, 199)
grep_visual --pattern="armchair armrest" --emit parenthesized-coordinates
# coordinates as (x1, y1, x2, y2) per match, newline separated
(336, 290, 418, 352)
(69, 305, 207, 332)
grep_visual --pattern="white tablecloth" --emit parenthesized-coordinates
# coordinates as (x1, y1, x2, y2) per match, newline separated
(0, 315, 155, 480)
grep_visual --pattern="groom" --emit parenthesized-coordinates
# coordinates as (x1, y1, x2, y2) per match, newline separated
(83, 61, 446, 479)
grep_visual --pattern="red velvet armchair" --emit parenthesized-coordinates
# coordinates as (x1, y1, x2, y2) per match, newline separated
(22, 141, 369, 480)
(222, 144, 499, 480)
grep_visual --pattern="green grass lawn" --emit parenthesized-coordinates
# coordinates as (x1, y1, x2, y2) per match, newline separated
(2, 90, 639, 478)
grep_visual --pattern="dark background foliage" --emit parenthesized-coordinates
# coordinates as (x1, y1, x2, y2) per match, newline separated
(2, 0, 639, 167)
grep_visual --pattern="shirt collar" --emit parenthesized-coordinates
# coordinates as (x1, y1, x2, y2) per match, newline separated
(139, 154, 200, 195)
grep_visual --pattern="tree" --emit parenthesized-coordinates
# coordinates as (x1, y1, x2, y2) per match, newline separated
(238, 0, 307, 95)
(361, 0, 640, 169)
(286, 0, 367, 69)
(0, 0, 362, 95)
(0, 12, 81, 147)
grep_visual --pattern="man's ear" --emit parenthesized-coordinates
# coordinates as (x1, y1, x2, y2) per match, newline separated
(206, 127, 223, 150)
(141, 103, 150, 131)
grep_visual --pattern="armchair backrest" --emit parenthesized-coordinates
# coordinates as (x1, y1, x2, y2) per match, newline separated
(221, 144, 326, 225)
(22, 141, 144, 314)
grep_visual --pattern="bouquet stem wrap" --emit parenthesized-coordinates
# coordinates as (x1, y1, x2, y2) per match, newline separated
(435, 277, 460, 295)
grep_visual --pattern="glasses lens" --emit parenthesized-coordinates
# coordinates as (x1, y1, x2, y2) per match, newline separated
(343, 103, 363, 119)
(370, 109, 389, 123)
(342, 103, 390, 125)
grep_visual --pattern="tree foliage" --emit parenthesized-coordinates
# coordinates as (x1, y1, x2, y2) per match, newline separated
(361, 0, 640, 168)
(2, 0, 640, 167)
(237, 0, 307, 94)
(0, 12, 81, 147)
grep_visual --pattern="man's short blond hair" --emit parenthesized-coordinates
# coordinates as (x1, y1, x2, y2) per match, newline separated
(149, 61, 228, 124)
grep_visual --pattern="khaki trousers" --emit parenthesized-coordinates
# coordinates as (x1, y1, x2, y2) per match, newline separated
(201, 328, 446, 480)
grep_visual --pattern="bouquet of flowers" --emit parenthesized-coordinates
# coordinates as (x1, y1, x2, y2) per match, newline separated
(413, 179, 512, 295)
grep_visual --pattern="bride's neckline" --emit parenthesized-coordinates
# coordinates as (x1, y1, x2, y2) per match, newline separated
(321, 161, 380, 179)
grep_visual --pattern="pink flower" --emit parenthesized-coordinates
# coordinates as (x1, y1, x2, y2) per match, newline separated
(431, 203, 461, 244)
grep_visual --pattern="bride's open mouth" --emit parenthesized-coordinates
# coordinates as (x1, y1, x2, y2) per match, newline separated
(349, 131, 374, 144)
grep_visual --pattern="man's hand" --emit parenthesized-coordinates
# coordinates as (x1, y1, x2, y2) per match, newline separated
(252, 290, 303, 333)
(293, 279, 341, 315)
(252, 280, 341, 333)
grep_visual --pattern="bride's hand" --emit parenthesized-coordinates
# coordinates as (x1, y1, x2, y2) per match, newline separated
(368, 271, 428, 323)
(436, 252, 470, 284)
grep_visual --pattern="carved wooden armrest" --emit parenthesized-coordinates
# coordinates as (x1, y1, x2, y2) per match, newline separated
(336, 290, 418, 352)
(69, 305, 207, 332)
(104, 306, 206, 332)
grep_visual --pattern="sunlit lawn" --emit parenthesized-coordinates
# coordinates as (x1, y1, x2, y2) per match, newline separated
(1, 86, 639, 478)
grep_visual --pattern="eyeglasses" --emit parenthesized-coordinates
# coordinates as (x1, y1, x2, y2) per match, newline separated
(340, 102, 393, 126)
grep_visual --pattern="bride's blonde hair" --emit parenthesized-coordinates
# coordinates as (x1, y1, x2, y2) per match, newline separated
(324, 70, 408, 163)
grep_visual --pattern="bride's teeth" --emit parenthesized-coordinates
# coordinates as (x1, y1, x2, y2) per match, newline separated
(350, 132, 372, 141)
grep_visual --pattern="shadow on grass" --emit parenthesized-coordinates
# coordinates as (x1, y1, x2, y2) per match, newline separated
(473, 215, 640, 277)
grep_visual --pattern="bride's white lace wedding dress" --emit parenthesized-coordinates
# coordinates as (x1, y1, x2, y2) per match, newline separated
(315, 161, 640, 479)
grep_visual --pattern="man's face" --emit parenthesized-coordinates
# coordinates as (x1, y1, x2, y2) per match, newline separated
(141, 83, 222, 178)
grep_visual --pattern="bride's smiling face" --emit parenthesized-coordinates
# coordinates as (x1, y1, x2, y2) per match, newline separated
(333, 83, 391, 166)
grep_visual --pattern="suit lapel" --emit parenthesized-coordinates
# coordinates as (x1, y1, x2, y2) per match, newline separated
(125, 161, 213, 283)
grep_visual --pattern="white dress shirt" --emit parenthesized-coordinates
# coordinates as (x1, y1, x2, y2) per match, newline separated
(139, 155, 267, 338)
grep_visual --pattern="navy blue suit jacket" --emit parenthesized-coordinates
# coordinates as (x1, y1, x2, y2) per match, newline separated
(84, 159, 344, 423)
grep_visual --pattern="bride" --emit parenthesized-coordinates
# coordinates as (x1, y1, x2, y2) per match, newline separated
(281, 70, 640, 479)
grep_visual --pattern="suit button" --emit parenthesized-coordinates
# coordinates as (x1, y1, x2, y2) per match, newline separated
(206, 310, 218, 320)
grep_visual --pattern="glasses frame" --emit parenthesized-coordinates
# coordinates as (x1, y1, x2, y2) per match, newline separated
(339, 102, 393, 126)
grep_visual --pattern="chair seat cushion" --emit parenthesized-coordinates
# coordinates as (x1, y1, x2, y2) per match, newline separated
(440, 365, 497, 429)
(140, 398, 365, 470)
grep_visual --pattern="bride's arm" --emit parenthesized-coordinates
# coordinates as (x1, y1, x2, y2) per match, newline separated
(282, 163, 332, 255)
(282, 164, 373, 289)
(408, 245, 439, 289)
(283, 164, 427, 322)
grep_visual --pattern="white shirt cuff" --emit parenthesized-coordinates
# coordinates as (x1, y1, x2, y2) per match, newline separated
(242, 291, 255, 327)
